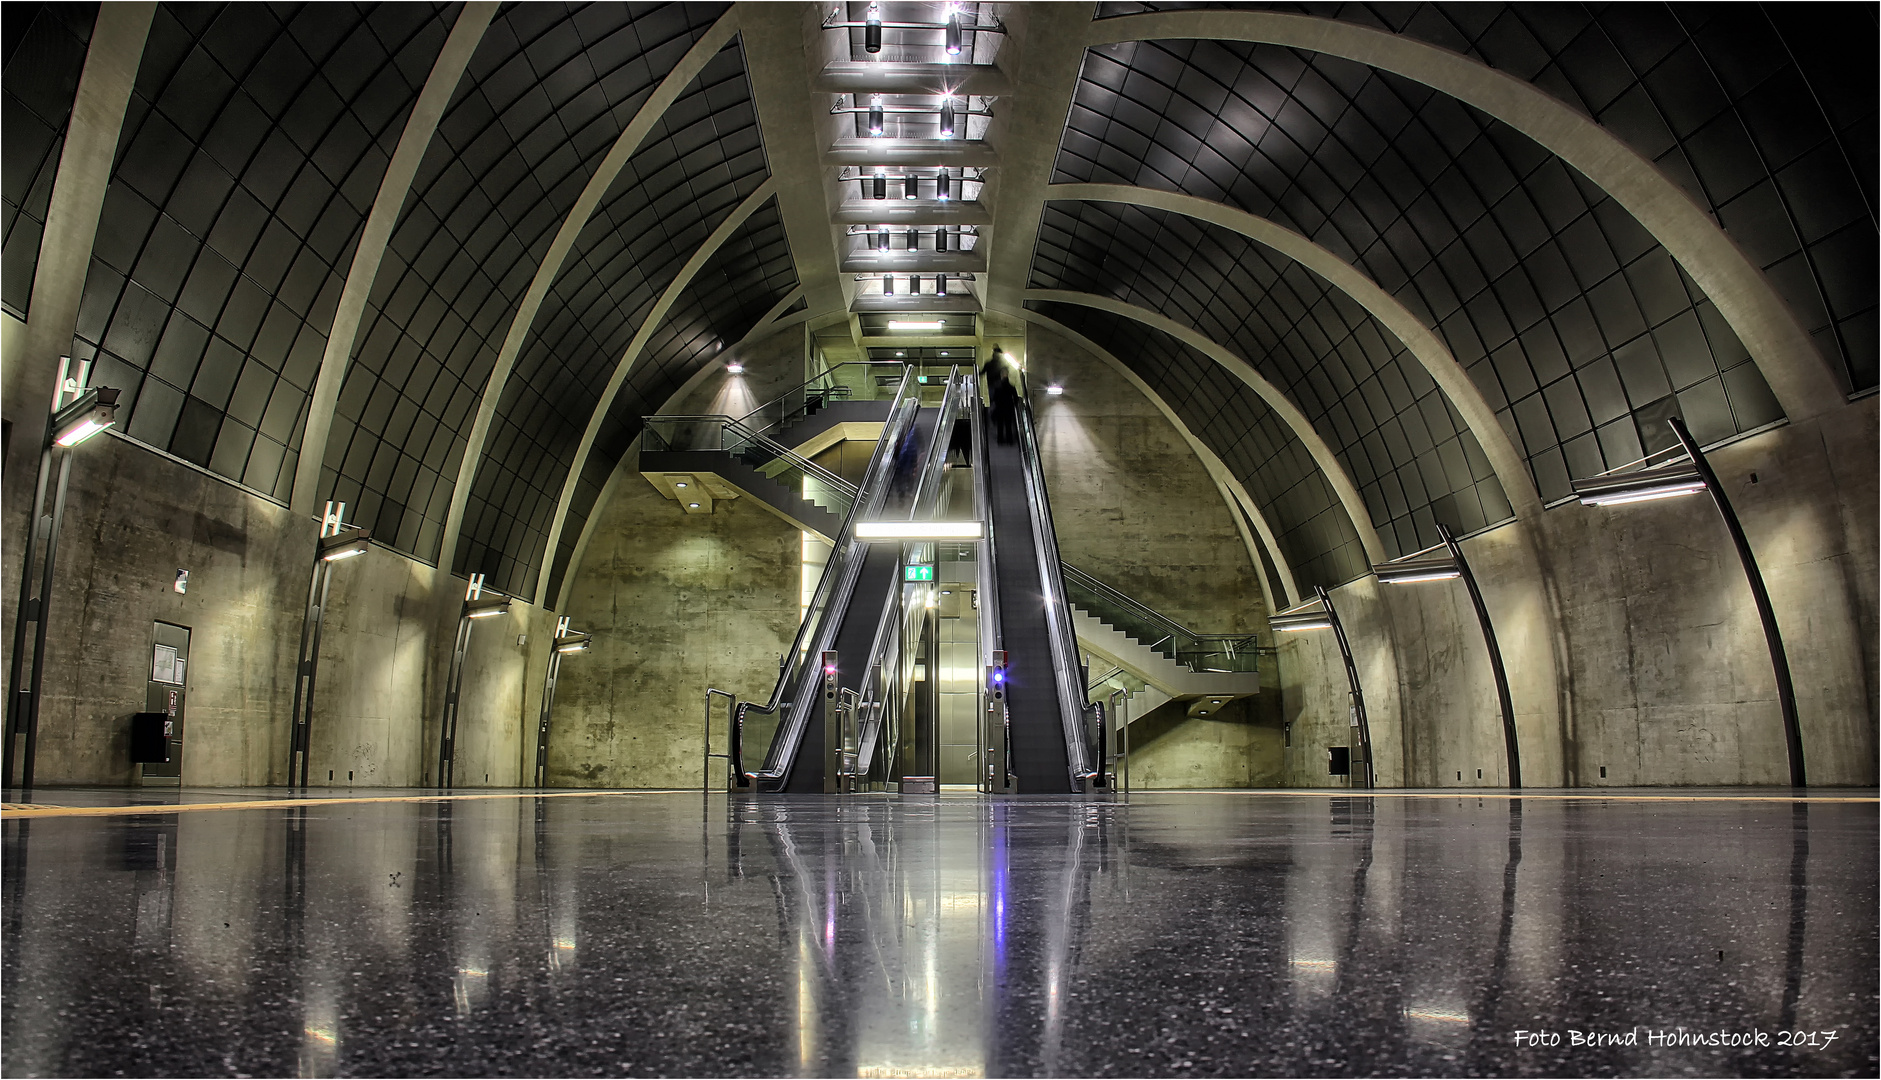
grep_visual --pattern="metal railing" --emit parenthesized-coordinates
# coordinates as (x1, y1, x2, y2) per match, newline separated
(1061, 563, 1261, 675)
(732, 367, 925, 789)
(738, 361, 954, 440)
(643, 415, 858, 518)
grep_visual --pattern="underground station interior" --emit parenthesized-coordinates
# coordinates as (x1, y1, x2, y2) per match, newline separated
(1, 3, 1876, 1077)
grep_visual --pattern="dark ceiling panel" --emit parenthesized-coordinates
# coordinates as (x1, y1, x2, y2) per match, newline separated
(1028, 298, 1368, 590)
(1034, 199, 1510, 556)
(68, 2, 454, 505)
(454, 40, 767, 599)
(1052, 37, 1790, 503)
(1093, 2, 1877, 391)
(1, 2, 97, 320)
(541, 196, 799, 604)
(323, 2, 729, 563)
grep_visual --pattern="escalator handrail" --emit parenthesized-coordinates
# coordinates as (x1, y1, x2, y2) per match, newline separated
(849, 367, 971, 780)
(969, 371, 1010, 791)
(740, 368, 926, 784)
(1013, 395, 1097, 784)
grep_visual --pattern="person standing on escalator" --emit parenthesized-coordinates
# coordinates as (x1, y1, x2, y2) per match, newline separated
(984, 346, 1020, 445)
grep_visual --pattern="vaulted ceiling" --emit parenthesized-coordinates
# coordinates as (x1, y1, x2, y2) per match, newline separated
(5, 1, 1871, 606)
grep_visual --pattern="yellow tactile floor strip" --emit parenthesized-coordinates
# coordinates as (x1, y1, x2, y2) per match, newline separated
(0, 789, 697, 820)
(1142, 789, 1877, 803)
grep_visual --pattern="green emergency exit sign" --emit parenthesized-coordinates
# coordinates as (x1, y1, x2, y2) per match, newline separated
(904, 564, 935, 582)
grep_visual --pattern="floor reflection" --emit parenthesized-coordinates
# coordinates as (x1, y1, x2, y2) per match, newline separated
(0, 792, 1874, 1077)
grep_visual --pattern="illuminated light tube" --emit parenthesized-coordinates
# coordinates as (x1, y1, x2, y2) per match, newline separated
(887, 320, 944, 330)
(1571, 462, 1707, 507)
(554, 636, 591, 655)
(939, 97, 956, 138)
(875, 227, 889, 252)
(51, 388, 120, 447)
(855, 521, 984, 540)
(1269, 605, 1331, 632)
(1372, 553, 1463, 584)
(945, 12, 961, 55)
(465, 596, 511, 619)
(319, 532, 371, 562)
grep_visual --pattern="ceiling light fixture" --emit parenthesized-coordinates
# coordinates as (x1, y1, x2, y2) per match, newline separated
(1045, 384, 1063, 396)
(888, 320, 944, 330)
(868, 95, 883, 136)
(726, 361, 744, 374)
(865, 3, 882, 52)
(945, 11, 962, 55)
(939, 95, 956, 138)
(855, 521, 984, 540)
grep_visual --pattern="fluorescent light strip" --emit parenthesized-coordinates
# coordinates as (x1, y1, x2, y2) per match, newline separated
(886, 320, 944, 330)
(1377, 571, 1460, 584)
(1271, 619, 1332, 632)
(1580, 482, 1706, 506)
(855, 521, 983, 540)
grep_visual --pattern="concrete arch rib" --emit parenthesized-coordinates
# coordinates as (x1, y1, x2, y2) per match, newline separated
(439, 11, 745, 573)
(534, 179, 778, 607)
(289, 2, 497, 517)
(1026, 288, 1389, 564)
(5, 3, 155, 434)
(1049, 182, 1542, 521)
(552, 272, 825, 612)
(1015, 307, 1301, 609)
(1087, 11, 1847, 421)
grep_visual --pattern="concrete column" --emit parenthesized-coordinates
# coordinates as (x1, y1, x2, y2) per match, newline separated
(290, 3, 497, 517)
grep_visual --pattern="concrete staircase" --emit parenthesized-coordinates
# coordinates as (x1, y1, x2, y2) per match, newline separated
(1071, 605, 1260, 726)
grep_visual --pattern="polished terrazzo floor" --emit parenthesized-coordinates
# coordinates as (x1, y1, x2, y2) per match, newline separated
(2, 788, 1875, 1078)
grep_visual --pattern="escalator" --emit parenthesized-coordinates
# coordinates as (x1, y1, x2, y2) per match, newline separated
(975, 381, 1098, 794)
(737, 367, 971, 793)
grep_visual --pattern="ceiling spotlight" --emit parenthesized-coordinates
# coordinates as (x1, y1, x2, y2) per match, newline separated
(675, 481, 688, 489)
(726, 361, 744, 374)
(871, 170, 887, 200)
(688, 502, 701, 509)
(868, 95, 883, 136)
(884, 274, 895, 295)
(936, 275, 948, 297)
(939, 95, 956, 138)
(904, 174, 918, 199)
(937, 172, 951, 201)
(895, 351, 905, 356)
(865, 3, 882, 52)
(876, 227, 889, 251)
(945, 11, 962, 56)
(935, 227, 949, 252)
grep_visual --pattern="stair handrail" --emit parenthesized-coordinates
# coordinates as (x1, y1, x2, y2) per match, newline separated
(642, 414, 855, 492)
(736, 360, 908, 436)
(1061, 562, 1262, 671)
(735, 367, 925, 787)
(1012, 392, 1097, 785)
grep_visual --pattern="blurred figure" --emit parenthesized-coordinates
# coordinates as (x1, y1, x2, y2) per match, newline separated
(984, 347, 1020, 445)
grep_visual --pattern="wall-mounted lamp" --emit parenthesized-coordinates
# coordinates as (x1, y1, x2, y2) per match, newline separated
(7, 359, 122, 790)
(1372, 524, 1518, 788)
(534, 616, 591, 786)
(1044, 384, 1064, 396)
(1270, 587, 1373, 788)
(286, 502, 370, 788)
(51, 386, 120, 447)
(1570, 416, 1803, 786)
(438, 574, 511, 788)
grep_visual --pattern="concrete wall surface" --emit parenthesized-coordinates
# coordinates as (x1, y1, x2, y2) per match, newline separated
(549, 445, 800, 789)
(1278, 399, 1879, 788)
